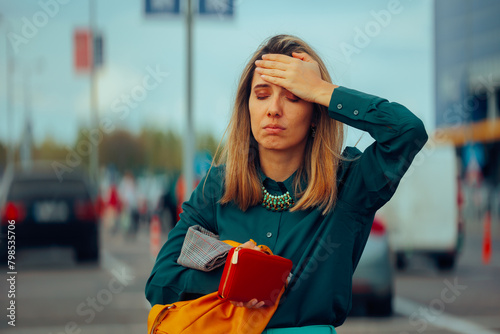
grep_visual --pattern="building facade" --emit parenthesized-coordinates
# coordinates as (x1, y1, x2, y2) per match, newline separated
(435, 0, 500, 186)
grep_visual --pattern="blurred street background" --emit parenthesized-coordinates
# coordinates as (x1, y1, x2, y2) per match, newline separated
(0, 0, 499, 333)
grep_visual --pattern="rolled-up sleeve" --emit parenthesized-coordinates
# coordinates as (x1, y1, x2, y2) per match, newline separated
(145, 168, 224, 306)
(329, 86, 429, 211)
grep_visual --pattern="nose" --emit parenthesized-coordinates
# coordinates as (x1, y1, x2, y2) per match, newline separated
(267, 95, 283, 118)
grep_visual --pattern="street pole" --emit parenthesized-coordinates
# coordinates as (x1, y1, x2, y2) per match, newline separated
(89, 0, 99, 188)
(2, 15, 15, 167)
(183, 0, 195, 201)
(20, 66, 33, 171)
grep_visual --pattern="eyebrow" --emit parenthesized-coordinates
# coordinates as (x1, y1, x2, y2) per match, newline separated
(252, 83, 271, 91)
(252, 84, 298, 98)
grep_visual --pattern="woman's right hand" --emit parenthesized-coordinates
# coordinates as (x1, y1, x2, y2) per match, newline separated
(231, 298, 267, 308)
(238, 239, 262, 251)
(229, 240, 267, 308)
(255, 53, 338, 107)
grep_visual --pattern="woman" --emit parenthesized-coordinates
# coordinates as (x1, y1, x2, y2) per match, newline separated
(146, 34, 428, 332)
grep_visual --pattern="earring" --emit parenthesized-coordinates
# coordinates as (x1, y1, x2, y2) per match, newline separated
(311, 126, 316, 138)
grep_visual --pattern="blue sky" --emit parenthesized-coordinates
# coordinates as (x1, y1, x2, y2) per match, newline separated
(0, 0, 434, 152)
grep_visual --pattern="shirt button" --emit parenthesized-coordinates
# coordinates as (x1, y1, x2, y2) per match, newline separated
(266, 232, 272, 238)
(353, 109, 359, 115)
(337, 103, 343, 110)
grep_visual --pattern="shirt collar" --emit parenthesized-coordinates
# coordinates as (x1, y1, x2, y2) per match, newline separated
(258, 166, 303, 201)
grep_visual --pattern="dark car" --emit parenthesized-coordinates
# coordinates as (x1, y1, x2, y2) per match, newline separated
(0, 166, 99, 263)
(351, 216, 394, 316)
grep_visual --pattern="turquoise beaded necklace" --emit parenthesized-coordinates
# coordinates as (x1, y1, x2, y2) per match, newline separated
(261, 185, 295, 212)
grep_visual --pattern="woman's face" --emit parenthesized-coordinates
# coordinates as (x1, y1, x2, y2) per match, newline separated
(248, 71, 314, 154)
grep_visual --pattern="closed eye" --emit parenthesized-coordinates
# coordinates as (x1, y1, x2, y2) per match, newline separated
(285, 90, 300, 102)
(254, 92, 299, 102)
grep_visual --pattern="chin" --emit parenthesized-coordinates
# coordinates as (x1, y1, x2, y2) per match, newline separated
(265, 143, 294, 152)
(258, 139, 284, 151)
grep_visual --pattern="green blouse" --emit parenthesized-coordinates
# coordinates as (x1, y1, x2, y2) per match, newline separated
(145, 86, 428, 328)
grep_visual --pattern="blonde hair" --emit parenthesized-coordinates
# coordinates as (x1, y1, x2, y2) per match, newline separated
(210, 34, 347, 215)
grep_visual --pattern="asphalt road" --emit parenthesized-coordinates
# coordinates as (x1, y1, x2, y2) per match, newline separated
(1, 216, 499, 334)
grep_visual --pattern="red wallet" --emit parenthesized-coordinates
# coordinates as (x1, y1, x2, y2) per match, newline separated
(218, 246, 293, 306)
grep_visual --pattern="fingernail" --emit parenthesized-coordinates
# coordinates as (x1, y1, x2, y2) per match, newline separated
(255, 60, 261, 65)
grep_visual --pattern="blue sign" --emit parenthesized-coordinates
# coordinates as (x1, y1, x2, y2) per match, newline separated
(199, 0, 234, 16)
(93, 34, 104, 68)
(194, 151, 212, 178)
(463, 142, 485, 168)
(145, 0, 180, 15)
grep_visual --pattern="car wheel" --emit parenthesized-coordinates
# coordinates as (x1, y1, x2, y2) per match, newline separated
(75, 233, 99, 263)
(435, 253, 456, 271)
(367, 294, 393, 317)
(396, 252, 408, 270)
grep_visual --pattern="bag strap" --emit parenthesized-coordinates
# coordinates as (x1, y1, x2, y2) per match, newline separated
(148, 304, 175, 334)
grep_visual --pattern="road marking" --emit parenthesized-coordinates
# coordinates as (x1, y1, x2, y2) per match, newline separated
(394, 296, 499, 334)
(109, 291, 150, 310)
(102, 249, 134, 276)
(102, 250, 152, 310)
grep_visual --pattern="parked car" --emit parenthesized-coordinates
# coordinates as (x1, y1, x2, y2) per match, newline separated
(351, 216, 394, 316)
(0, 165, 99, 263)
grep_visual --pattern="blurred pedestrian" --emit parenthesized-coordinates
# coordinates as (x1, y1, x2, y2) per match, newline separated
(146, 34, 428, 332)
(100, 183, 122, 234)
(156, 177, 178, 233)
(118, 171, 140, 236)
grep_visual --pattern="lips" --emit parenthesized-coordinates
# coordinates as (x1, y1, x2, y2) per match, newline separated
(263, 124, 285, 130)
(263, 124, 285, 134)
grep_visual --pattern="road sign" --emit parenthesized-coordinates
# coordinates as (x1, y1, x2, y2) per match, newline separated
(93, 33, 104, 68)
(144, 0, 181, 15)
(199, 0, 234, 16)
(74, 29, 92, 72)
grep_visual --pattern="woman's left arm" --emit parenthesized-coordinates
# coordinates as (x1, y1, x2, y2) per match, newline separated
(327, 86, 428, 206)
(256, 53, 429, 210)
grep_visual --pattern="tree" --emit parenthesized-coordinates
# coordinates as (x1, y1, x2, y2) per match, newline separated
(139, 127, 182, 172)
(196, 132, 220, 157)
(99, 129, 146, 173)
(0, 141, 7, 169)
(33, 137, 67, 162)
